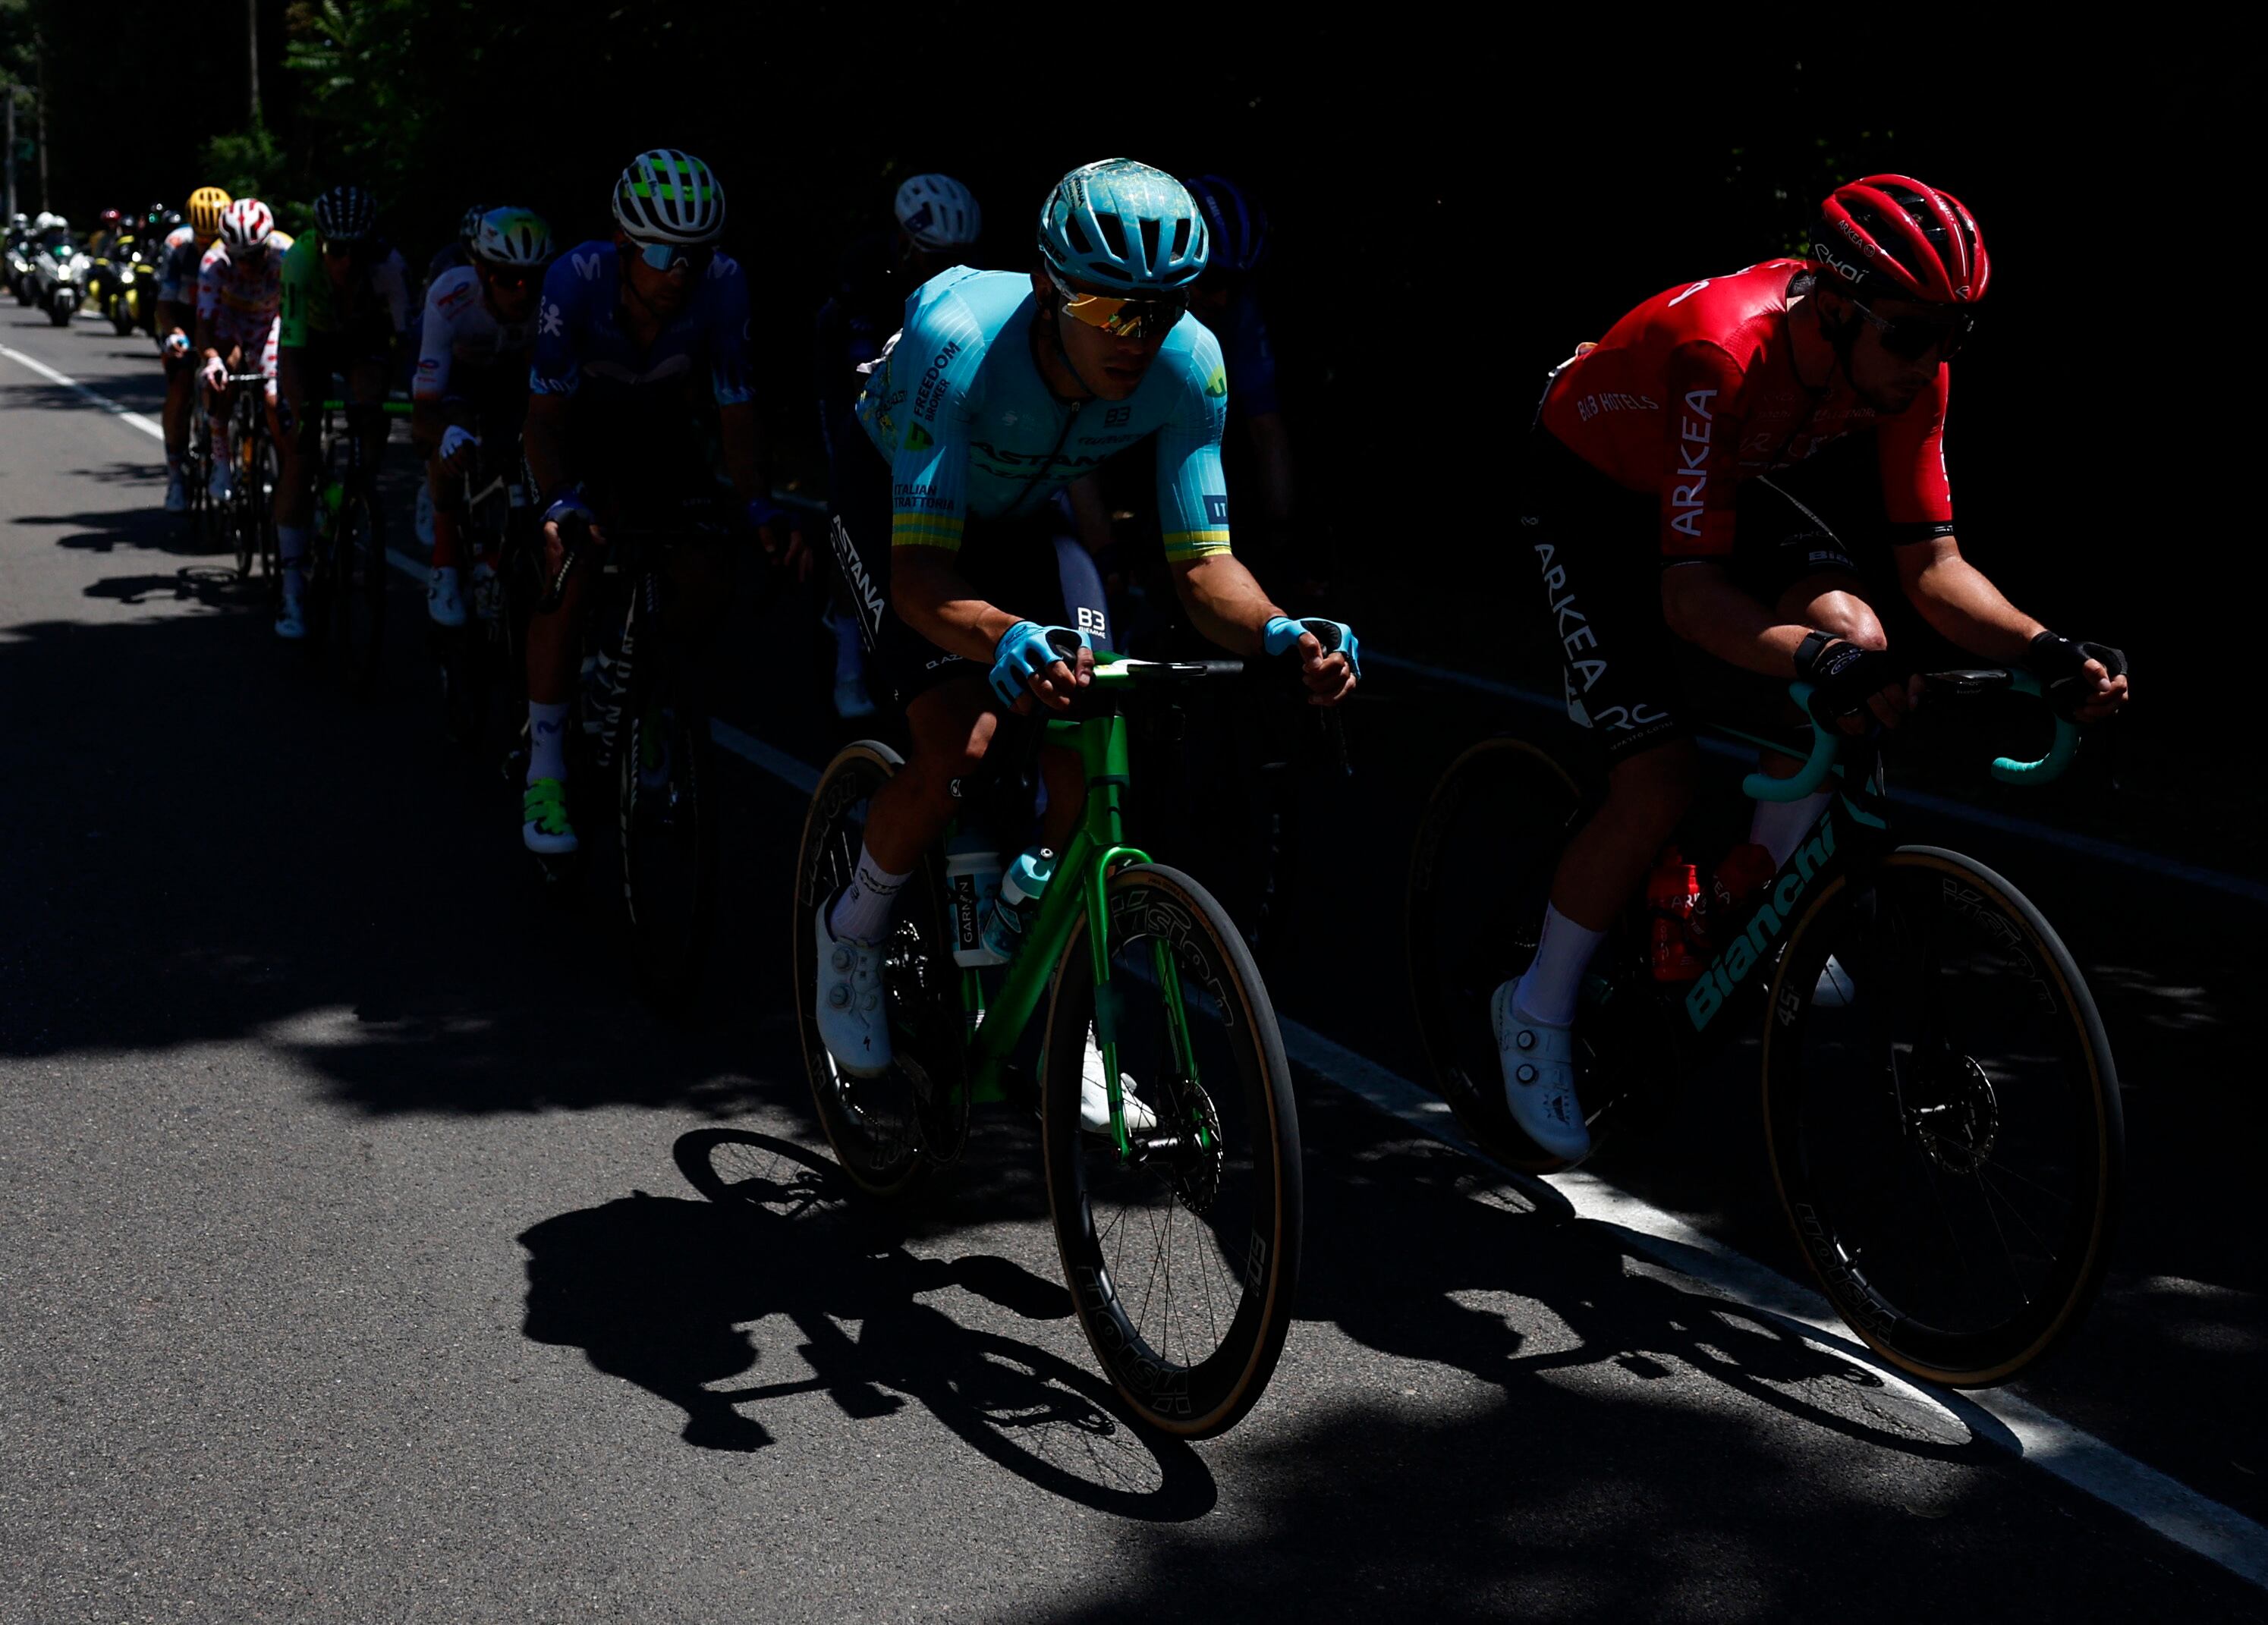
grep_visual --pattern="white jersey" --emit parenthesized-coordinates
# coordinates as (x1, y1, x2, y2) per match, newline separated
(414, 266, 536, 403)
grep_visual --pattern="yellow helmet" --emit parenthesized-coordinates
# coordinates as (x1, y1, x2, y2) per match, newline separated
(187, 187, 232, 243)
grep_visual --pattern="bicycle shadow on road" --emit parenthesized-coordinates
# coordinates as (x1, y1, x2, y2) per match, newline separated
(515, 1128, 1215, 1522)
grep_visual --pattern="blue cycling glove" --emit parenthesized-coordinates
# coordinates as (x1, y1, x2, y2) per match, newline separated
(745, 495, 790, 534)
(543, 482, 595, 529)
(1263, 614, 1362, 679)
(988, 621, 1086, 710)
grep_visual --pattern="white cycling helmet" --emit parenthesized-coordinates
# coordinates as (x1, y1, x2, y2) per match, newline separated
(472, 206, 553, 270)
(612, 149, 725, 247)
(219, 198, 275, 254)
(894, 173, 982, 251)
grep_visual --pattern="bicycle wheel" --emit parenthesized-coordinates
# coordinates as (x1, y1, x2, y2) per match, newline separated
(1405, 735, 1659, 1171)
(1040, 863, 1301, 1438)
(331, 489, 387, 696)
(792, 743, 959, 1200)
(618, 646, 717, 1005)
(1763, 846, 2124, 1385)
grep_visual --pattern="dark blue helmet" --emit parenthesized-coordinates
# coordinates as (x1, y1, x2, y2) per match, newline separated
(1183, 173, 1269, 277)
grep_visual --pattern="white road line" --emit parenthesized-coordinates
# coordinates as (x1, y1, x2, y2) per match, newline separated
(2, 339, 166, 439)
(17, 332, 2268, 1590)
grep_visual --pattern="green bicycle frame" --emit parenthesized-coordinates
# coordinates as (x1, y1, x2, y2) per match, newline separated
(951, 669, 1203, 1163)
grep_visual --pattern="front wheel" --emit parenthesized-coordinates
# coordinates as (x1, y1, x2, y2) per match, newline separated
(109, 299, 134, 337)
(1763, 846, 2124, 1385)
(1041, 863, 1301, 1438)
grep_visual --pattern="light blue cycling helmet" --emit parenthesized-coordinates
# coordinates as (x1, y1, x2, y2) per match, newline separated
(1036, 159, 1209, 293)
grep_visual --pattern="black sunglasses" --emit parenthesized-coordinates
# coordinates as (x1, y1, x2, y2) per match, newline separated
(1848, 292, 1975, 362)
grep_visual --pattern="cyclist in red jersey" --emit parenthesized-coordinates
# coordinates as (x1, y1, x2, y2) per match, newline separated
(1493, 174, 2131, 1161)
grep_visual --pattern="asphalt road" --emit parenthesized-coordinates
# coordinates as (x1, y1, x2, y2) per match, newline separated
(3, 306, 2263, 1623)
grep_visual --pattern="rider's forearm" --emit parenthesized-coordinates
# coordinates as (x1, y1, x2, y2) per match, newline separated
(1660, 561, 1813, 677)
(718, 402, 768, 508)
(892, 546, 1023, 663)
(1171, 552, 1281, 655)
(1902, 542, 2043, 662)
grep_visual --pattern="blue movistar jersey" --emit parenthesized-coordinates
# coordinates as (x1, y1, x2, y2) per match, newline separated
(854, 267, 1232, 562)
(529, 241, 753, 407)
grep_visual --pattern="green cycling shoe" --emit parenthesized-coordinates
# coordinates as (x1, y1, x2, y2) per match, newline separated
(522, 778, 579, 856)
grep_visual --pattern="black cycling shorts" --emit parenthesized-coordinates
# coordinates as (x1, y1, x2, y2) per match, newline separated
(827, 442, 1110, 711)
(1518, 427, 1867, 768)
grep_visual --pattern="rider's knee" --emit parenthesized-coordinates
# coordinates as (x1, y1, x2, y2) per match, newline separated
(905, 702, 997, 803)
(1807, 592, 1887, 653)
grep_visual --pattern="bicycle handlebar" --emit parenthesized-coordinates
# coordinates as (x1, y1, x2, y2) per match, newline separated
(1741, 683, 1840, 802)
(1989, 670, 2080, 784)
(1741, 668, 2080, 802)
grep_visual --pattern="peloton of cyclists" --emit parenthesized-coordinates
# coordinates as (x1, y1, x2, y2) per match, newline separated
(194, 199, 290, 505)
(157, 186, 232, 514)
(809, 156, 1359, 1127)
(1493, 174, 2132, 1163)
(273, 184, 414, 640)
(412, 206, 552, 628)
(521, 148, 803, 857)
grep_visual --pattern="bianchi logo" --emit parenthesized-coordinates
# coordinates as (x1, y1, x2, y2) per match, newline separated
(1684, 811, 1837, 1028)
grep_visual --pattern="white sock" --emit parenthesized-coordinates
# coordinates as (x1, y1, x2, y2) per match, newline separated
(527, 701, 571, 784)
(1515, 904, 1606, 1027)
(277, 526, 309, 599)
(1750, 791, 1832, 869)
(829, 844, 911, 946)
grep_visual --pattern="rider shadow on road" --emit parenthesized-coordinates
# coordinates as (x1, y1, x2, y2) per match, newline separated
(516, 1128, 1216, 1521)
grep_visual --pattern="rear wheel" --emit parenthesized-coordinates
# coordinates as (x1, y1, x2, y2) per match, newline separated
(1763, 846, 2123, 1385)
(1405, 734, 1661, 1171)
(792, 743, 960, 1201)
(1041, 863, 1301, 1438)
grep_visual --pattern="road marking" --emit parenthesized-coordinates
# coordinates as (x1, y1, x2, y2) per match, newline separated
(2, 340, 166, 440)
(16, 329, 2268, 1590)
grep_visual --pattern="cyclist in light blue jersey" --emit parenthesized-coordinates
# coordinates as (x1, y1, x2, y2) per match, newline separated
(814, 158, 1361, 1097)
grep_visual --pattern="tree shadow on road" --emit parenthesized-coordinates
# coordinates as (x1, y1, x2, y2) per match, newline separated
(517, 1128, 1215, 1521)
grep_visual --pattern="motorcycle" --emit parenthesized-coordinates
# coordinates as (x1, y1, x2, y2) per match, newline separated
(33, 238, 92, 326)
(100, 232, 160, 337)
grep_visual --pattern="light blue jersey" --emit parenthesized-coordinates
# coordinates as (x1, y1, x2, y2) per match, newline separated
(854, 267, 1232, 562)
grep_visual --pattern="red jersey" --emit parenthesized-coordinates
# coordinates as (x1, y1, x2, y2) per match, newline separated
(1540, 260, 1954, 559)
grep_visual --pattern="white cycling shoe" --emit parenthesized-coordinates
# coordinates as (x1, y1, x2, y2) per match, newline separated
(1492, 975, 1592, 1163)
(1079, 1026, 1159, 1136)
(815, 898, 892, 1078)
(427, 564, 466, 628)
(274, 588, 307, 641)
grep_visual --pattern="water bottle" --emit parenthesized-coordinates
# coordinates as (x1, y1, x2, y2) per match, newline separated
(944, 835, 1006, 967)
(980, 847, 1056, 964)
(1645, 846, 1703, 983)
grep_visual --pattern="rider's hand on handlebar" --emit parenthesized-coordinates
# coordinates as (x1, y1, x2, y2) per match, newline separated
(989, 622, 1092, 714)
(1798, 638, 1923, 732)
(438, 424, 480, 473)
(2029, 632, 2131, 723)
(540, 489, 602, 583)
(1262, 614, 1360, 707)
(746, 498, 814, 583)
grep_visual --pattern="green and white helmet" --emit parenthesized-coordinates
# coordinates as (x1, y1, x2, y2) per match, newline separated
(612, 149, 725, 247)
(472, 206, 553, 269)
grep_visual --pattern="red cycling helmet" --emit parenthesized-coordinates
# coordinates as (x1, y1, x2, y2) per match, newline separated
(1813, 174, 1990, 305)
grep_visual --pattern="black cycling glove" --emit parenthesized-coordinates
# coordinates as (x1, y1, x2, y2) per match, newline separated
(1795, 634, 1902, 722)
(2027, 632, 2128, 719)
